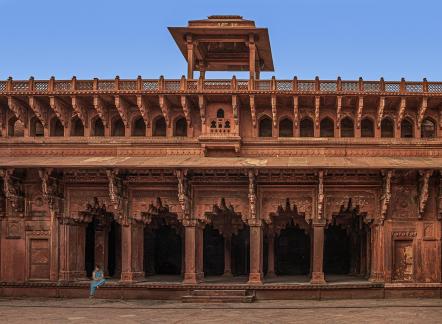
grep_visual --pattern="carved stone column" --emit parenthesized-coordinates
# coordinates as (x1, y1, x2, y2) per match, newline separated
(369, 221, 385, 282)
(183, 220, 204, 284)
(248, 221, 264, 284)
(223, 233, 232, 277)
(266, 231, 276, 278)
(311, 223, 326, 284)
(120, 221, 145, 282)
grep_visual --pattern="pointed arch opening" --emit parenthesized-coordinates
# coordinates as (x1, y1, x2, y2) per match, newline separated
(50, 117, 64, 137)
(111, 117, 125, 137)
(258, 116, 272, 137)
(278, 118, 293, 137)
(174, 117, 187, 137)
(153, 116, 167, 137)
(340, 117, 354, 137)
(320, 117, 334, 137)
(70, 117, 84, 136)
(400, 118, 414, 138)
(132, 117, 146, 136)
(92, 118, 105, 136)
(381, 118, 394, 138)
(30, 117, 44, 137)
(8, 117, 24, 137)
(361, 118, 374, 137)
(300, 117, 314, 137)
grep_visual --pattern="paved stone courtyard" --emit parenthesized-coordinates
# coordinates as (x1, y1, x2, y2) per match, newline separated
(0, 298, 441, 323)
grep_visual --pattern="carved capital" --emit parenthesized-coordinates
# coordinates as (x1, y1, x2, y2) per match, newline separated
(106, 169, 126, 224)
(38, 168, 63, 219)
(380, 170, 393, 222)
(317, 170, 324, 220)
(247, 169, 257, 222)
(0, 168, 24, 213)
(418, 170, 433, 218)
(176, 169, 190, 218)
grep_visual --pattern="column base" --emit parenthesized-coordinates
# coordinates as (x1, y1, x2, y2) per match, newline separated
(120, 271, 145, 282)
(248, 272, 263, 285)
(183, 272, 204, 284)
(222, 270, 233, 277)
(266, 272, 276, 279)
(369, 272, 385, 283)
(310, 271, 326, 284)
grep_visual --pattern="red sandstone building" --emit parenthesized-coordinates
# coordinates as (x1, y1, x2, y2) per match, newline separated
(0, 16, 441, 300)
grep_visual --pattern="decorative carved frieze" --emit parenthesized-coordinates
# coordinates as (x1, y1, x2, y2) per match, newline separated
(131, 189, 181, 224)
(158, 95, 171, 127)
(356, 96, 364, 129)
(377, 96, 385, 128)
(206, 197, 245, 235)
(180, 96, 192, 127)
(380, 170, 393, 222)
(418, 170, 432, 218)
(71, 96, 88, 127)
(114, 95, 129, 127)
(0, 168, 24, 213)
(7, 96, 28, 126)
(250, 95, 256, 127)
(49, 96, 70, 127)
(136, 95, 151, 127)
(336, 96, 342, 128)
(271, 95, 277, 127)
(324, 191, 377, 224)
(261, 194, 313, 228)
(417, 97, 428, 128)
(397, 97, 406, 128)
(93, 96, 109, 127)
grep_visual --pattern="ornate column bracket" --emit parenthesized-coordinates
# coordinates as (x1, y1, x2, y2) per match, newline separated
(232, 95, 240, 125)
(106, 169, 127, 224)
(271, 95, 277, 127)
(136, 95, 151, 127)
(71, 96, 88, 127)
(38, 169, 64, 219)
(250, 95, 256, 128)
(49, 96, 70, 127)
(336, 96, 342, 128)
(377, 96, 385, 128)
(0, 168, 24, 213)
(28, 96, 49, 127)
(180, 96, 192, 127)
(93, 96, 109, 127)
(317, 170, 324, 221)
(396, 97, 406, 129)
(356, 96, 364, 129)
(314, 96, 320, 129)
(198, 95, 206, 125)
(293, 96, 299, 129)
(176, 169, 191, 220)
(159, 95, 171, 127)
(417, 97, 428, 128)
(114, 95, 130, 127)
(7, 96, 28, 126)
(418, 170, 433, 219)
(380, 170, 393, 223)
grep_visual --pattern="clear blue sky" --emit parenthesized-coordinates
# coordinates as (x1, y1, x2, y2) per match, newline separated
(0, 0, 441, 81)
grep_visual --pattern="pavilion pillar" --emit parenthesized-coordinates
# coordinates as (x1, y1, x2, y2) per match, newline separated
(266, 232, 276, 278)
(369, 222, 385, 282)
(59, 222, 87, 281)
(248, 222, 264, 284)
(183, 220, 204, 284)
(310, 223, 326, 284)
(223, 233, 232, 276)
(186, 35, 195, 79)
(120, 221, 145, 282)
(94, 224, 110, 276)
(49, 213, 59, 281)
(248, 34, 256, 80)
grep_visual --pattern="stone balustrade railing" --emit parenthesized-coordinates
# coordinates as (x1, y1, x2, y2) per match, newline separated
(0, 76, 441, 94)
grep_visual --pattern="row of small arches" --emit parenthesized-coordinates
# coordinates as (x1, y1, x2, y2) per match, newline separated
(258, 116, 437, 138)
(7, 116, 188, 137)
